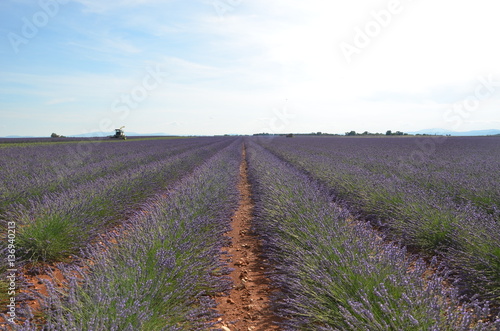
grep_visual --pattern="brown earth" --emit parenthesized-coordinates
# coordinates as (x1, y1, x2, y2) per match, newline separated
(2, 146, 281, 330)
(0, 263, 68, 329)
(213, 145, 281, 331)
(0, 206, 157, 329)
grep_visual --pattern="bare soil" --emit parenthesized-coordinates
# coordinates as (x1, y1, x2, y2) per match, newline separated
(1, 207, 156, 329)
(214, 146, 281, 331)
(2, 146, 282, 330)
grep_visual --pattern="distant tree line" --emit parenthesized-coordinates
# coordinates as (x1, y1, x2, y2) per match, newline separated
(253, 132, 342, 137)
(252, 131, 416, 137)
(345, 130, 409, 136)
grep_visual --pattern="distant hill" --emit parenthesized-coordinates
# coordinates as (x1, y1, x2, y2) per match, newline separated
(409, 128, 500, 136)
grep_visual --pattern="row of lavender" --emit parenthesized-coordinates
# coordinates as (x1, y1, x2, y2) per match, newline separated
(0, 138, 231, 263)
(0, 136, 177, 145)
(257, 136, 500, 302)
(6, 139, 242, 330)
(0, 137, 215, 212)
(246, 139, 499, 330)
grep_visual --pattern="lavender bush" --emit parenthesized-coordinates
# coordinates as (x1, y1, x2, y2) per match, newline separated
(246, 139, 499, 330)
(6, 139, 242, 330)
(0, 137, 222, 213)
(257, 136, 500, 302)
(0, 138, 232, 263)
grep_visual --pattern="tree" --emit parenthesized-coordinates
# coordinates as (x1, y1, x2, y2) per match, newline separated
(386, 130, 392, 136)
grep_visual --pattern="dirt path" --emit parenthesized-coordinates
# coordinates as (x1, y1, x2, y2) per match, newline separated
(3, 145, 280, 330)
(214, 145, 281, 331)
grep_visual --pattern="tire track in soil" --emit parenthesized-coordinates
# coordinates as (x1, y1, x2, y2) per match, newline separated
(214, 145, 281, 331)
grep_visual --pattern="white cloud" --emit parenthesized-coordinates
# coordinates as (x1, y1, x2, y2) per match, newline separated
(3, 0, 500, 136)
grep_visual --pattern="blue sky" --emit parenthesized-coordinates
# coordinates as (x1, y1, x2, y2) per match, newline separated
(1, 0, 500, 136)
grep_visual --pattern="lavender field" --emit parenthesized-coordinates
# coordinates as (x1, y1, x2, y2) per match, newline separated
(257, 136, 500, 303)
(1, 136, 500, 330)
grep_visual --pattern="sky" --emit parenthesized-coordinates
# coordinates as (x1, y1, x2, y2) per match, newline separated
(1, 0, 500, 137)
